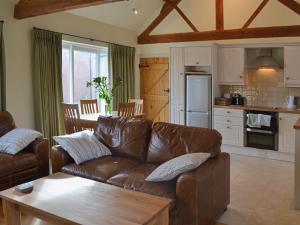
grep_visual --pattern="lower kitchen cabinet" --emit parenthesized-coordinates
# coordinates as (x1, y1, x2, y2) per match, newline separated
(279, 113, 300, 154)
(214, 123, 244, 146)
(170, 104, 185, 125)
(213, 108, 244, 147)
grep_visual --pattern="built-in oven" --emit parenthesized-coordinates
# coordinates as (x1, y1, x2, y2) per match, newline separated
(246, 110, 278, 151)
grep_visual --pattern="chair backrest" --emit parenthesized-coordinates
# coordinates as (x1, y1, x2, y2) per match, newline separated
(128, 99, 144, 115)
(118, 102, 136, 117)
(61, 103, 82, 134)
(80, 99, 99, 115)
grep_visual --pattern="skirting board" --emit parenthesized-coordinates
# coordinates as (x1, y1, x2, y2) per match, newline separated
(221, 145, 295, 162)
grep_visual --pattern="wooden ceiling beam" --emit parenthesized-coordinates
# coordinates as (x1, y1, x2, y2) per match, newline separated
(14, 0, 126, 19)
(175, 6, 199, 32)
(242, 0, 269, 29)
(216, 0, 224, 30)
(138, 0, 181, 38)
(277, 0, 300, 15)
(138, 25, 300, 44)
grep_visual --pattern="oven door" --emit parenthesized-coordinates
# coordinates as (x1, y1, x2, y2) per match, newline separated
(246, 128, 276, 150)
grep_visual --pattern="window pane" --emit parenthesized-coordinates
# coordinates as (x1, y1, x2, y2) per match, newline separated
(62, 47, 71, 103)
(73, 49, 97, 103)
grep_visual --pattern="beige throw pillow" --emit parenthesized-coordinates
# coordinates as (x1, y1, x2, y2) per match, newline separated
(146, 153, 211, 182)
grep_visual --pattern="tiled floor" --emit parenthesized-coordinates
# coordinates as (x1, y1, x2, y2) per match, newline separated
(1, 154, 299, 225)
(218, 154, 300, 225)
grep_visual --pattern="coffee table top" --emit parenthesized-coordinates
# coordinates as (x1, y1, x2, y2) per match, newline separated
(0, 173, 172, 225)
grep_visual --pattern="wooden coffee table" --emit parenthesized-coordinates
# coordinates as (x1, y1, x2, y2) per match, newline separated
(0, 173, 172, 225)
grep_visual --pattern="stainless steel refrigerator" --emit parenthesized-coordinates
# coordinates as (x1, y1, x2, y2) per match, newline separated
(185, 74, 212, 128)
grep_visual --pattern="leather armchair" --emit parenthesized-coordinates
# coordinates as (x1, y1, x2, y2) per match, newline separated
(0, 111, 49, 191)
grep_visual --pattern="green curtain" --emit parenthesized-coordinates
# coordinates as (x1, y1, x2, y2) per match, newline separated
(110, 44, 135, 110)
(0, 22, 6, 111)
(33, 29, 64, 145)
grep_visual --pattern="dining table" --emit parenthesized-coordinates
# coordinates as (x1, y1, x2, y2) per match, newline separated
(79, 112, 145, 131)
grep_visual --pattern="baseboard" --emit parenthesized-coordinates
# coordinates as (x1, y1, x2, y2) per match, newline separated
(221, 144, 294, 162)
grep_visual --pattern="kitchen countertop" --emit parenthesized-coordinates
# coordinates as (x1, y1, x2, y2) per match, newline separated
(214, 105, 300, 114)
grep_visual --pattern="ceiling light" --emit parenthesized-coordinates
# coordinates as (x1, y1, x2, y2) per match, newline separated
(132, 8, 138, 15)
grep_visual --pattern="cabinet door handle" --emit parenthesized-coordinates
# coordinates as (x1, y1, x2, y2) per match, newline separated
(240, 76, 243, 79)
(196, 62, 200, 65)
(226, 126, 231, 129)
(180, 73, 184, 76)
(226, 111, 231, 114)
(227, 120, 231, 122)
(286, 77, 290, 80)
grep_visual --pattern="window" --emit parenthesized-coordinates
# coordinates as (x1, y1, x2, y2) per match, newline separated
(62, 41, 109, 112)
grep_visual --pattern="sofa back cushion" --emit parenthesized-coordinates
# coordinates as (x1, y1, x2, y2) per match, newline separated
(146, 122, 222, 164)
(0, 112, 16, 138)
(94, 116, 152, 162)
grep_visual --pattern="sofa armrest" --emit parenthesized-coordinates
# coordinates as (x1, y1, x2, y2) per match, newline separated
(176, 153, 230, 225)
(27, 138, 50, 177)
(51, 145, 74, 173)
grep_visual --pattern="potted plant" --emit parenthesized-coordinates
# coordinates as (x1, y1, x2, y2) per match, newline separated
(87, 77, 122, 115)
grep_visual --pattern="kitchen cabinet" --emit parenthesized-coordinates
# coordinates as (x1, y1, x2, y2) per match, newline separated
(213, 108, 244, 146)
(170, 103, 185, 125)
(279, 113, 299, 154)
(284, 46, 300, 87)
(218, 47, 245, 85)
(184, 47, 212, 66)
(170, 47, 185, 125)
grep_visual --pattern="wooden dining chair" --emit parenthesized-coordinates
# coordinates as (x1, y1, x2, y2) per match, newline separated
(61, 103, 82, 134)
(118, 102, 136, 117)
(128, 99, 144, 115)
(80, 99, 99, 114)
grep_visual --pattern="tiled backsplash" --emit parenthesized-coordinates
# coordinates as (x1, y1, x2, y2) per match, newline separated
(221, 69, 300, 108)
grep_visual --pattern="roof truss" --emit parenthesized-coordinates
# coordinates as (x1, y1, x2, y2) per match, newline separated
(14, 0, 126, 19)
(138, 0, 300, 44)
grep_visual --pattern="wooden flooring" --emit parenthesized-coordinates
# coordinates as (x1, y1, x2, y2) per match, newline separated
(0, 200, 225, 225)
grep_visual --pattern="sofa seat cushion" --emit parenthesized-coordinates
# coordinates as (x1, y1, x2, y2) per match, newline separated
(107, 163, 176, 200)
(0, 152, 37, 177)
(61, 156, 140, 182)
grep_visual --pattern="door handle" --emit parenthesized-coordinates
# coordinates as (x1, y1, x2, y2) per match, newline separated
(163, 88, 170, 93)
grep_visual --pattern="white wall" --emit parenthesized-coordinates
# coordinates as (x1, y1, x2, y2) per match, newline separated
(0, 0, 137, 129)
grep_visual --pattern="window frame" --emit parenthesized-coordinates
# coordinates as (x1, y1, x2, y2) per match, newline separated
(62, 41, 109, 106)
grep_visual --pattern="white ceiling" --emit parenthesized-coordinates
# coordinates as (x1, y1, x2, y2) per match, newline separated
(69, 0, 163, 32)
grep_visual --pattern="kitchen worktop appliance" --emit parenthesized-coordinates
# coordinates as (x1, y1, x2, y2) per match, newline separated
(231, 93, 245, 106)
(246, 110, 278, 150)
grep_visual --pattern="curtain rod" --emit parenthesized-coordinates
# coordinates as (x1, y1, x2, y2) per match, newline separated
(33, 27, 134, 49)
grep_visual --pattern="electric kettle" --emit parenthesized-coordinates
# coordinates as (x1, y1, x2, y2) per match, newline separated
(287, 96, 296, 109)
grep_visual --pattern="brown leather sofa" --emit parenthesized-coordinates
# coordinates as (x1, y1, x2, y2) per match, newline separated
(0, 111, 49, 191)
(51, 116, 230, 225)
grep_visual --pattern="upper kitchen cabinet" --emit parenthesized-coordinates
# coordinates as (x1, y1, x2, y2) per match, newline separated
(218, 47, 245, 85)
(184, 47, 212, 66)
(284, 46, 300, 87)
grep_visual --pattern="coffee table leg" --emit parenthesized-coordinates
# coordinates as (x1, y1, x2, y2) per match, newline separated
(147, 207, 169, 225)
(2, 200, 21, 225)
(159, 208, 169, 225)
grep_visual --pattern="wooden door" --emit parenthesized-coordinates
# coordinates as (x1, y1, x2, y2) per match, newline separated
(140, 58, 169, 123)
